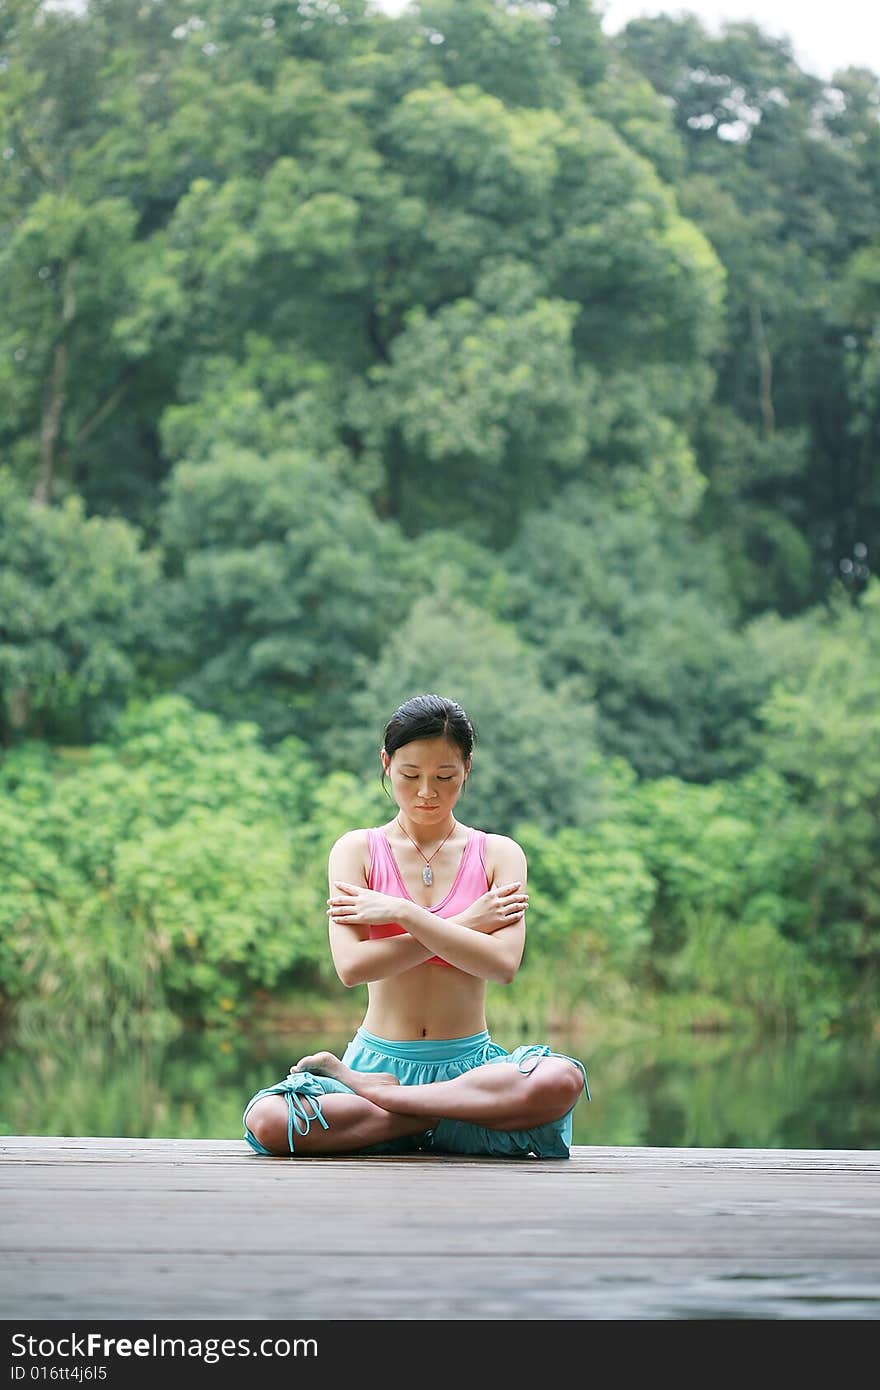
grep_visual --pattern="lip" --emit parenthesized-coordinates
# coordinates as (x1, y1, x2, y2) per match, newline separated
(416, 804, 437, 810)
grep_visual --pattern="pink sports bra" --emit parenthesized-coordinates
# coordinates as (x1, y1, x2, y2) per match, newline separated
(366, 825, 489, 967)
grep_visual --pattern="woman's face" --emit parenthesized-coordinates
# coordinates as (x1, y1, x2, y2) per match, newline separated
(381, 736, 470, 825)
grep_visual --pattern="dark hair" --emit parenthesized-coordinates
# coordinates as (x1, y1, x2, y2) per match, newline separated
(381, 694, 475, 791)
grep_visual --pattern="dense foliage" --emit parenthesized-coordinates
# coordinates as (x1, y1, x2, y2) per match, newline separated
(1, 0, 877, 1037)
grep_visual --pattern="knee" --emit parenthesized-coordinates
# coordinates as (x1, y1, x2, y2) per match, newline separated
(536, 1058, 584, 1114)
(244, 1096, 290, 1155)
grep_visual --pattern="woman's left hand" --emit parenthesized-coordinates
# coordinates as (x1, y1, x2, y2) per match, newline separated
(327, 881, 406, 927)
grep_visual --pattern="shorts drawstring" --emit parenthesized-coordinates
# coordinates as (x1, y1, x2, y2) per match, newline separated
(242, 1076, 336, 1156)
(498, 1043, 592, 1102)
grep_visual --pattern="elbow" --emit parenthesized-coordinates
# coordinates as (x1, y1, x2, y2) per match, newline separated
(335, 962, 361, 989)
(494, 950, 524, 986)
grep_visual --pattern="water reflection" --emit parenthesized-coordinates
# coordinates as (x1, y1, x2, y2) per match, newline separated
(2, 1024, 878, 1150)
(576, 1031, 880, 1150)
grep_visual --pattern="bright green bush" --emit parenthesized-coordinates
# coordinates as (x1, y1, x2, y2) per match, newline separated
(0, 694, 385, 1031)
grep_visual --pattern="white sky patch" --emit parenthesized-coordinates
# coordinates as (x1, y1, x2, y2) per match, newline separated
(370, 0, 880, 82)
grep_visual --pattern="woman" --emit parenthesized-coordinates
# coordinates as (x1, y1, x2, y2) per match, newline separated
(243, 693, 590, 1158)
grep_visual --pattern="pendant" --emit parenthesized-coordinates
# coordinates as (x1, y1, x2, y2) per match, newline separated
(422, 865, 433, 886)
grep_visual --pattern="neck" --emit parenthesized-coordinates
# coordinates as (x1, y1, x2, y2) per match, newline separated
(396, 812, 457, 848)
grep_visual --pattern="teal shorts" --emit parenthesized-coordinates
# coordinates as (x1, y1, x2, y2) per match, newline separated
(242, 1027, 590, 1160)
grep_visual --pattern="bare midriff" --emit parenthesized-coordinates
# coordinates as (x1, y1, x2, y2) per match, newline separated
(361, 968, 489, 1041)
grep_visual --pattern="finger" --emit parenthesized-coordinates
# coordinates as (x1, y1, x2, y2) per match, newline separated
(496, 887, 524, 903)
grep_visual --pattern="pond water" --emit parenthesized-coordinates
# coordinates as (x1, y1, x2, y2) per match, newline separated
(4, 1020, 878, 1151)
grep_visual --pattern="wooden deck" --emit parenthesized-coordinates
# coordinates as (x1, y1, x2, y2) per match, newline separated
(2, 1136, 879, 1321)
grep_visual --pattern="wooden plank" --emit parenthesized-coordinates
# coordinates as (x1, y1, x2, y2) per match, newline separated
(2, 1137, 878, 1320)
(3, 1136, 878, 1168)
(4, 1252, 880, 1321)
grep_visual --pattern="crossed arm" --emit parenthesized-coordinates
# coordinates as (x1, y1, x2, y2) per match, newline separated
(325, 830, 528, 987)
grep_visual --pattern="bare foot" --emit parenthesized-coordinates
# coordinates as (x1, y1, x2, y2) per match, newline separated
(289, 1051, 400, 1089)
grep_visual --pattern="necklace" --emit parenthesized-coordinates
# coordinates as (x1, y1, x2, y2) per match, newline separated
(396, 816, 457, 886)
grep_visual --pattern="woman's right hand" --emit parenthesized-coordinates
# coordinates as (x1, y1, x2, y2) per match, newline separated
(456, 882, 529, 934)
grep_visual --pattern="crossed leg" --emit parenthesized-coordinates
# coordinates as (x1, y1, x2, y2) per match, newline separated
(244, 1090, 439, 1156)
(245, 1050, 585, 1158)
(295, 1049, 584, 1131)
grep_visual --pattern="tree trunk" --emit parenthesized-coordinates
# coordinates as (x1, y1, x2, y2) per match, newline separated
(33, 258, 78, 506)
(749, 297, 775, 436)
(6, 685, 31, 734)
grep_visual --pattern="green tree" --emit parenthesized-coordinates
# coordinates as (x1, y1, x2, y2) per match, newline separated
(0, 0, 190, 514)
(626, 767, 820, 1028)
(746, 578, 880, 1013)
(0, 467, 162, 744)
(616, 14, 880, 609)
(346, 260, 588, 537)
(156, 448, 414, 744)
(0, 693, 388, 1029)
(503, 485, 773, 781)
(512, 792, 656, 1021)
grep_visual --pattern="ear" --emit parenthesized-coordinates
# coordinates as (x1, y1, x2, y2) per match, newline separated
(380, 747, 391, 772)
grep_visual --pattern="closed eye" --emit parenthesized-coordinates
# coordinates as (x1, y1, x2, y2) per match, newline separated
(400, 774, 456, 781)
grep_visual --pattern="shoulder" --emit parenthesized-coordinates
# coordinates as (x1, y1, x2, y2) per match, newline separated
(483, 832, 527, 881)
(330, 828, 372, 852)
(328, 828, 372, 885)
(484, 832, 525, 856)
(328, 828, 372, 863)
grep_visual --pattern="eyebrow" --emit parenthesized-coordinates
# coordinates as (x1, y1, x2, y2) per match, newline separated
(400, 762, 458, 769)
